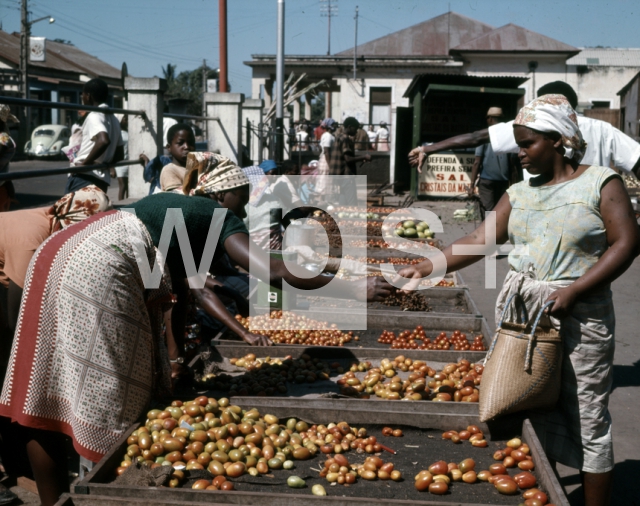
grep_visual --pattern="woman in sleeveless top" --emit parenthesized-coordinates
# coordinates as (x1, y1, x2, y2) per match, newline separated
(397, 95, 639, 506)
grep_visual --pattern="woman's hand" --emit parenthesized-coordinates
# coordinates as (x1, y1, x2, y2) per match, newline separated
(243, 332, 273, 346)
(396, 264, 432, 292)
(545, 286, 578, 319)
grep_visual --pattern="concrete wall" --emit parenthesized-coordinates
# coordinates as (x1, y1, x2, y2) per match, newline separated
(620, 77, 640, 138)
(567, 65, 639, 109)
(205, 92, 244, 163)
(124, 77, 166, 199)
(463, 54, 569, 104)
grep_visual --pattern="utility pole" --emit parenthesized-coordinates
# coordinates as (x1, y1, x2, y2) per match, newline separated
(275, 0, 285, 164)
(353, 5, 358, 81)
(218, 0, 228, 92)
(20, 0, 30, 149)
(320, 0, 337, 56)
(202, 59, 207, 118)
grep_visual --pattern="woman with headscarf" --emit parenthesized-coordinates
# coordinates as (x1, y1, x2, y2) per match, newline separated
(397, 95, 639, 506)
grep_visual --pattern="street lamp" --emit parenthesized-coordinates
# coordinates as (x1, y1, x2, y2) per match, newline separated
(19, 0, 55, 150)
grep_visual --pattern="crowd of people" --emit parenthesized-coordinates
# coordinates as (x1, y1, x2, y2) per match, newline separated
(0, 74, 639, 506)
(291, 118, 390, 152)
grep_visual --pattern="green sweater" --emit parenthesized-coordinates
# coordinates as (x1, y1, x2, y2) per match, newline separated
(129, 192, 247, 279)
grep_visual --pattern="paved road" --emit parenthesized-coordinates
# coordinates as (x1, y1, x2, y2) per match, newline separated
(7, 159, 119, 210)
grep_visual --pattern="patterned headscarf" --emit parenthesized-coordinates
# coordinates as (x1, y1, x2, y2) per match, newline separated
(49, 185, 112, 234)
(514, 94, 587, 162)
(185, 152, 248, 196)
(242, 165, 271, 206)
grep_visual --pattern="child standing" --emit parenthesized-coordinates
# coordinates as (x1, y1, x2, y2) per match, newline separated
(139, 123, 195, 194)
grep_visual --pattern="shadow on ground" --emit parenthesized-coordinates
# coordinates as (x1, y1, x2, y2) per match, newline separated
(559, 459, 640, 506)
(612, 360, 640, 392)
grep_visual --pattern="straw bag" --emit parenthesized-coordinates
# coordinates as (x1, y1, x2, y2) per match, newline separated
(479, 294, 562, 423)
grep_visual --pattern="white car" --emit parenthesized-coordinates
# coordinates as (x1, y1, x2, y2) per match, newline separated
(25, 124, 71, 159)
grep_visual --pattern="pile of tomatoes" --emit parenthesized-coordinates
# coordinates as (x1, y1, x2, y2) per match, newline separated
(235, 312, 356, 347)
(377, 327, 486, 351)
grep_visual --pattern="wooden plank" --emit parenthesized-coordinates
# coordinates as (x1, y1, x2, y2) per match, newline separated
(74, 422, 140, 495)
(78, 483, 498, 506)
(228, 396, 484, 431)
(17, 476, 38, 496)
(521, 419, 570, 506)
(55, 492, 234, 505)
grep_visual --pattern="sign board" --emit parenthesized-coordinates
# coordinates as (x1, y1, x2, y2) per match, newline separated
(206, 79, 218, 93)
(418, 152, 474, 197)
(30, 37, 46, 62)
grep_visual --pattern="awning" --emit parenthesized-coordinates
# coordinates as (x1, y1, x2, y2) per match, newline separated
(423, 83, 526, 99)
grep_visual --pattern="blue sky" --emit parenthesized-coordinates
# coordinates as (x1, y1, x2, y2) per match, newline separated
(1, 0, 638, 96)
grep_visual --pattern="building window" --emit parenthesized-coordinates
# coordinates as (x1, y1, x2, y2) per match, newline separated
(591, 100, 611, 109)
(369, 87, 391, 127)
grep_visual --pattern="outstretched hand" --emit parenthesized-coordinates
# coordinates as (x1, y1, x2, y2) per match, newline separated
(243, 332, 273, 346)
(359, 276, 393, 302)
(395, 265, 428, 292)
(408, 147, 426, 173)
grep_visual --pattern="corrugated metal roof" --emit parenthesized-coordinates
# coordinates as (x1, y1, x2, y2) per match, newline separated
(0, 30, 119, 80)
(336, 12, 494, 57)
(618, 71, 640, 96)
(567, 48, 640, 67)
(451, 24, 578, 53)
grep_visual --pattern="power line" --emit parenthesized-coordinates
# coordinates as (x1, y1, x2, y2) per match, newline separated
(320, 0, 337, 55)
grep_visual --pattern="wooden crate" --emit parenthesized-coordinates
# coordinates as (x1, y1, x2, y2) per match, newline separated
(74, 415, 568, 506)
(221, 309, 492, 363)
(187, 345, 483, 413)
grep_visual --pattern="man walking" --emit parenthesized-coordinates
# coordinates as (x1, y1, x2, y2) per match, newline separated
(65, 78, 124, 193)
(468, 107, 516, 217)
(327, 117, 371, 205)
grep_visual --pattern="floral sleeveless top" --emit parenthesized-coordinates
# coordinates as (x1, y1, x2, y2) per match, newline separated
(506, 166, 620, 282)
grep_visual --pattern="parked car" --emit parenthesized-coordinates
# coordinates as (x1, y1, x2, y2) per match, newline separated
(25, 124, 71, 159)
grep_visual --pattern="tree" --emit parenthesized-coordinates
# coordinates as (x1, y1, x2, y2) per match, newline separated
(163, 63, 219, 116)
(311, 92, 326, 123)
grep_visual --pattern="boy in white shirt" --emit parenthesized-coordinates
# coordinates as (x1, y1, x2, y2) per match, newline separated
(64, 78, 124, 193)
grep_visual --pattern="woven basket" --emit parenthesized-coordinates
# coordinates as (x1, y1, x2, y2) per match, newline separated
(479, 295, 562, 423)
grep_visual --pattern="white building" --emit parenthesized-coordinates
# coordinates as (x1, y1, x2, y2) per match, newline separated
(245, 12, 640, 189)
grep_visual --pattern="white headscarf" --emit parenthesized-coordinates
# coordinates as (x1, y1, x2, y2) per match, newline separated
(514, 94, 587, 163)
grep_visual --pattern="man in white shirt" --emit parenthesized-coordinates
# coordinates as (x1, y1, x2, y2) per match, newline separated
(65, 78, 124, 193)
(409, 82, 640, 179)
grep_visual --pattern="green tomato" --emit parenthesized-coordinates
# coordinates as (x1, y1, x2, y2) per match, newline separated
(394, 228, 405, 237)
(404, 227, 418, 237)
(287, 475, 306, 488)
(403, 220, 415, 229)
(417, 232, 425, 238)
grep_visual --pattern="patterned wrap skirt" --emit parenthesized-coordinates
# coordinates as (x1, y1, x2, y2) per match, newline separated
(496, 267, 615, 474)
(0, 210, 172, 462)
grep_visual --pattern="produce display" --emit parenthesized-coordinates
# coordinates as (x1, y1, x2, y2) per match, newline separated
(412, 432, 555, 504)
(113, 397, 554, 504)
(380, 291, 431, 311)
(198, 353, 337, 396)
(338, 357, 483, 402)
(378, 327, 487, 351)
(234, 311, 356, 346)
(393, 220, 435, 239)
(361, 256, 423, 265)
(350, 238, 441, 249)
